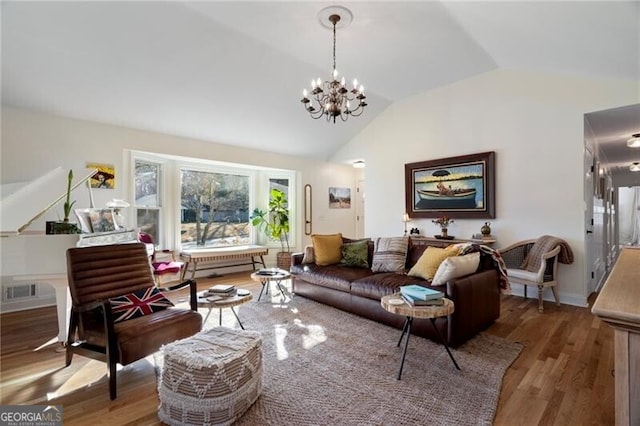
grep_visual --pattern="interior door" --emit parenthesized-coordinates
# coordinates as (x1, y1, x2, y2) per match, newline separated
(355, 180, 365, 239)
(584, 148, 597, 294)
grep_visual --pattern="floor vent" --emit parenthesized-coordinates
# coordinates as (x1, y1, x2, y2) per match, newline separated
(3, 284, 38, 301)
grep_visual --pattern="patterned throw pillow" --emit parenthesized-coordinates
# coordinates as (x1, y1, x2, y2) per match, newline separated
(340, 240, 369, 268)
(311, 233, 343, 266)
(408, 246, 458, 281)
(371, 236, 409, 273)
(110, 287, 174, 323)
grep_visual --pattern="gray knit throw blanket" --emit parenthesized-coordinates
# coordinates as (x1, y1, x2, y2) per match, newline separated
(521, 235, 574, 272)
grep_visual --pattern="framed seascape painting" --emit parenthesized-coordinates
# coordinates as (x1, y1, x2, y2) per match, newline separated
(405, 151, 495, 219)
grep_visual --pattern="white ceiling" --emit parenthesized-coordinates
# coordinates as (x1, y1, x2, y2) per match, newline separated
(1, 1, 639, 163)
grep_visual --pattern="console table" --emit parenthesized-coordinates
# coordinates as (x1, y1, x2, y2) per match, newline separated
(592, 247, 640, 426)
(410, 236, 496, 248)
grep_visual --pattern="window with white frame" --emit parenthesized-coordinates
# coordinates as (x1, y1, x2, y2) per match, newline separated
(180, 168, 251, 249)
(130, 151, 295, 251)
(134, 159, 163, 244)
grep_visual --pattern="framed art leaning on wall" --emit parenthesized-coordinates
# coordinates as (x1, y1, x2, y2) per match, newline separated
(405, 151, 495, 219)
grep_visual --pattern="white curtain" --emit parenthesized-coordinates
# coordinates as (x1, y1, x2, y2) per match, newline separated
(618, 186, 640, 246)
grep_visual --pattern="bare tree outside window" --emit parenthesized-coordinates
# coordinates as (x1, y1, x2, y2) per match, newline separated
(181, 169, 250, 248)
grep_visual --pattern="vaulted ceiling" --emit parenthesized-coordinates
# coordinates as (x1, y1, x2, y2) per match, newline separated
(2, 1, 638, 165)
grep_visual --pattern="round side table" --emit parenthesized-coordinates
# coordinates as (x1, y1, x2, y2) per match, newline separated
(250, 269, 290, 301)
(381, 293, 460, 379)
(197, 290, 252, 329)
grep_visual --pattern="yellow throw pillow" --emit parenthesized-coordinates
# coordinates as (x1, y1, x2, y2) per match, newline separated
(408, 246, 457, 281)
(311, 233, 343, 266)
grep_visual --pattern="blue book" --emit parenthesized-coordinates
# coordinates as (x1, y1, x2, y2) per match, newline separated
(400, 284, 444, 301)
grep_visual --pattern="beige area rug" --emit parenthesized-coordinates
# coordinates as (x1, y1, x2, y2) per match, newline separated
(195, 295, 522, 426)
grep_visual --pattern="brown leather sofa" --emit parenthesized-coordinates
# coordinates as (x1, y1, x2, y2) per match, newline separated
(291, 237, 500, 348)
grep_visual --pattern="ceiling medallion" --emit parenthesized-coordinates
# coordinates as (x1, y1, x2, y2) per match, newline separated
(301, 6, 367, 123)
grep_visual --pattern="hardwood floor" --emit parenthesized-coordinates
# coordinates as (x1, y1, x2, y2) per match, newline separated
(0, 272, 614, 425)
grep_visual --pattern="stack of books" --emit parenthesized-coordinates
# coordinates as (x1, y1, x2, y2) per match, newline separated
(400, 284, 444, 306)
(206, 284, 237, 297)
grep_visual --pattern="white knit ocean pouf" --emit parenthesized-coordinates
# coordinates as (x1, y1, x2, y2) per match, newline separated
(157, 327, 263, 426)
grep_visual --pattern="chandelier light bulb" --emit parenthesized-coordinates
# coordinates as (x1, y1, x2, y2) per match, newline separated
(300, 7, 367, 123)
(627, 133, 640, 148)
(303, 89, 308, 97)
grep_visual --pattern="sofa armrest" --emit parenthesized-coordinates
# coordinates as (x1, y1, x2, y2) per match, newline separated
(446, 269, 500, 347)
(291, 252, 304, 267)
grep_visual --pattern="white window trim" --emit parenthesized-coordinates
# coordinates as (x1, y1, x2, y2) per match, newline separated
(127, 149, 296, 252)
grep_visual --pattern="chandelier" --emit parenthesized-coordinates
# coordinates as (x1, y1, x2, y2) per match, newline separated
(301, 9, 367, 123)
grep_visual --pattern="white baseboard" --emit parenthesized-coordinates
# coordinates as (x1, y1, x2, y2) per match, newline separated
(508, 284, 589, 308)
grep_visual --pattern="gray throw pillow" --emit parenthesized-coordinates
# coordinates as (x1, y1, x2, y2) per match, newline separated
(371, 236, 409, 273)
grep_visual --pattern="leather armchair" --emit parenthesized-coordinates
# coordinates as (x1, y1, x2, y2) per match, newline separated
(65, 243, 202, 399)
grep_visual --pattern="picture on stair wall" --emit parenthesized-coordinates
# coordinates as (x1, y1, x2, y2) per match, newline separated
(329, 187, 351, 209)
(405, 151, 495, 219)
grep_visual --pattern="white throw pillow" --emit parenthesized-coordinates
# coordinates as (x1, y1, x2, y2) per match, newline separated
(431, 252, 480, 286)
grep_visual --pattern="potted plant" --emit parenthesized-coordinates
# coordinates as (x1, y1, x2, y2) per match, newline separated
(432, 216, 454, 238)
(250, 188, 291, 269)
(51, 169, 81, 234)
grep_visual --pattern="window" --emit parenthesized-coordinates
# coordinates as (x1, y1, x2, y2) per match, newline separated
(129, 150, 295, 251)
(134, 160, 163, 243)
(180, 168, 250, 249)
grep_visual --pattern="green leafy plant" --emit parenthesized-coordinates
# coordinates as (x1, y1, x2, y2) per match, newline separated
(250, 188, 290, 252)
(63, 169, 76, 222)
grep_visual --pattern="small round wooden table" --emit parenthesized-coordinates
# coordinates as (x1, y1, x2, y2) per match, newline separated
(381, 293, 460, 380)
(197, 290, 252, 329)
(250, 269, 290, 301)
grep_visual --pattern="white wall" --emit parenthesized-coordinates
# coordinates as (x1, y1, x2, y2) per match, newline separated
(333, 69, 638, 307)
(0, 107, 358, 311)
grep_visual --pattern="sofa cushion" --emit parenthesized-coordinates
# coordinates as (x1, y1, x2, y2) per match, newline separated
(432, 252, 481, 286)
(340, 240, 369, 268)
(293, 263, 374, 292)
(407, 246, 457, 281)
(371, 236, 409, 273)
(312, 233, 343, 266)
(351, 273, 430, 300)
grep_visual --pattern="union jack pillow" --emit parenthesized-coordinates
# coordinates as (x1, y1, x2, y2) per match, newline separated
(110, 287, 174, 323)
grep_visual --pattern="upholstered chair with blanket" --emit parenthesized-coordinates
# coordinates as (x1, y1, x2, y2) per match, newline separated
(499, 236, 574, 313)
(65, 243, 202, 399)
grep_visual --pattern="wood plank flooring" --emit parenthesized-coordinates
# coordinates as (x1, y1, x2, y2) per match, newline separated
(0, 272, 614, 425)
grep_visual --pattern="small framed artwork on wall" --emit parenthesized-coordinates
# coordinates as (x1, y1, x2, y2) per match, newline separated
(329, 187, 351, 209)
(87, 163, 115, 189)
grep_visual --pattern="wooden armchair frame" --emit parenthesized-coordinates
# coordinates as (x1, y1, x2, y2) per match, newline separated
(500, 239, 561, 313)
